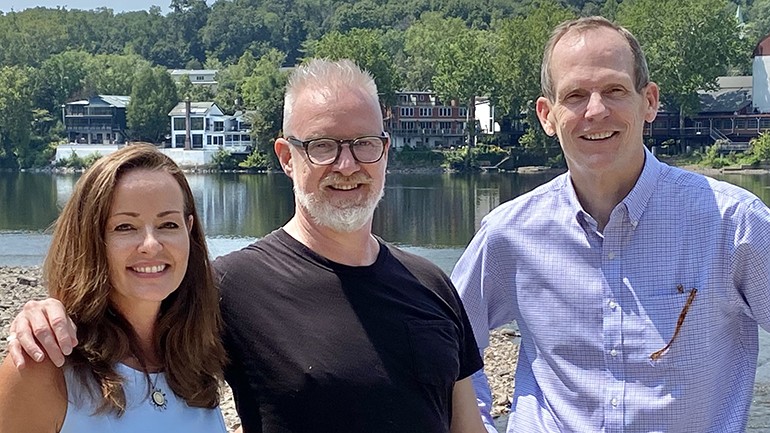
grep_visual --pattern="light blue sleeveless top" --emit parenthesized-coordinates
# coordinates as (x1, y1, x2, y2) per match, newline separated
(60, 363, 227, 433)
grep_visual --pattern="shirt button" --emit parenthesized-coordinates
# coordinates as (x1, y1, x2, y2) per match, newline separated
(608, 300, 618, 309)
(607, 251, 616, 260)
(611, 398, 619, 407)
(610, 349, 618, 357)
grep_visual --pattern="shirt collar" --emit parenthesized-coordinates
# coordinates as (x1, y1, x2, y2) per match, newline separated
(564, 147, 663, 228)
(621, 147, 662, 228)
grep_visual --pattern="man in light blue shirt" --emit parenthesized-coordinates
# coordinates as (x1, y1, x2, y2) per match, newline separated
(452, 16, 770, 433)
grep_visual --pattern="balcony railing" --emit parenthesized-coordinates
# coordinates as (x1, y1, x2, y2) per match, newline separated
(390, 128, 465, 137)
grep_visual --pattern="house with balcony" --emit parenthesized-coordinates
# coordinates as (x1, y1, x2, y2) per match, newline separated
(387, 91, 468, 149)
(61, 95, 130, 145)
(168, 101, 252, 154)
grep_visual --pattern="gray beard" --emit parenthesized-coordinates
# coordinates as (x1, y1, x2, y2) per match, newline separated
(294, 183, 384, 233)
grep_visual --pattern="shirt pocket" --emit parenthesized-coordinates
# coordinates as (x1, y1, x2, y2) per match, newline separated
(405, 320, 461, 386)
(641, 289, 709, 371)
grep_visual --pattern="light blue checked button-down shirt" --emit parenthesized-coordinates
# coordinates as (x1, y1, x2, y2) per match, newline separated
(452, 149, 770, 433)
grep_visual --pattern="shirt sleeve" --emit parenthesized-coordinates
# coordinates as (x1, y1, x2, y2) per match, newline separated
(732, 198, 770, 330)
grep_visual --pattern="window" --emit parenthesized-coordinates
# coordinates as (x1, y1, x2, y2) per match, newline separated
(399, 94, 410, 104)
(400, 107, 414, 117)
(419, 107, 433, 117)
(175, 134, 185, 146)
(458, 107, 467, 117)
(214, 121, 224, 132)
(190, 117, 204, 130)
(420, 121, 432, 130)
(438, 107, 452, 117)
(242, 134, 250, 142)
(192, 134, 203, 148)
(439, 122, 452, 130)
(173, 118, 186, 130)
(401, 121, 416, 130)
(196, 76, 205, 81)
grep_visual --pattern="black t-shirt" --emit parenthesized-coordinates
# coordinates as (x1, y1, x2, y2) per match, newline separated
(215, 229, 482, 433)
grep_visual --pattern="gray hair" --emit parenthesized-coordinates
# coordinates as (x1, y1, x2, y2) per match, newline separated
(540, 16, 650, 102)
(283, 58, 381, 136)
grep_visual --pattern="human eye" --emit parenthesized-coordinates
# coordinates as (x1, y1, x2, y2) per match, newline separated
(113, 223, 134, 232)
(562, 91, 586, 104)
(353, 137, 378, 148)
(308, 139, 336, 151)
(160, 221, 181, 229)
(607, 86, 628, 97)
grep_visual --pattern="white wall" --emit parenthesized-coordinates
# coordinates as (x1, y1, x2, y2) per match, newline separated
(753, 56, 770, 113)
(55, 144, 218, 167)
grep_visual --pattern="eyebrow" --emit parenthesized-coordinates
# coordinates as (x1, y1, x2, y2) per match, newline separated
(109, 210, 184, 218)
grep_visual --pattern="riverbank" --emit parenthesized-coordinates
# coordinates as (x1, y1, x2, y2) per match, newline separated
(0, 266, 518, 430)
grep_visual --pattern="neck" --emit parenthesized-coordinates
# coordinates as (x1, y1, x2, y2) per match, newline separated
(284, 215, 379, 266)
(569, 162, 643, 231)
(115, 304, 162, 370)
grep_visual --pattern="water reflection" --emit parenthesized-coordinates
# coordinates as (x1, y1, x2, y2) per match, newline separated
(0, 171, 563, 248)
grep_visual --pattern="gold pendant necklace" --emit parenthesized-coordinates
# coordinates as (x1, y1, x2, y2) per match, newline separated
(150, 373, 167, 411)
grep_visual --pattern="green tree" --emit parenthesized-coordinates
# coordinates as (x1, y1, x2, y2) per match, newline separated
(84, 53, 153, 96)
(33, 50, 91, 114)
(490, 0, 574, 155)
(618, 0, 747, 149)
(240, 49, 289, 169)
(127, 67, 179, 143)
(405, 13, 493, 160)
(0, 66, 33, 168)
(306, 28, 400, 106)
(213, 52, 260, 114)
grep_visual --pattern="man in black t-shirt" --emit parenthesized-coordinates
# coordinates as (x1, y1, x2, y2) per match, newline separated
(8, 59, 486, 433)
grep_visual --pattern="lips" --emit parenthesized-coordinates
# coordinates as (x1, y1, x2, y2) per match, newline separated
(321, 173, 372, 191)
(582, 131, 615, 140)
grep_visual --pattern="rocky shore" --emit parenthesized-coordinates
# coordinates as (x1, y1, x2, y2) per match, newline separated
(0, 266, 518, 431)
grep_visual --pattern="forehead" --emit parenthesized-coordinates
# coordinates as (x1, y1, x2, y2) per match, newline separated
(550, 27, 635, 92)
(112, 169, 185, 208)
(292, 86, 382, 138)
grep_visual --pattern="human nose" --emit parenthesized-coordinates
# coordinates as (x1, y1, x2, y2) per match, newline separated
(585, 92, 609, 119)
(138, 228, 162, 255)
(333, 143, 359, 175)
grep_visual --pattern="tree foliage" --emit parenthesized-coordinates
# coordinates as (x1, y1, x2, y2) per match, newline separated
(240, 49, 289, 168)
(0, 66, 33, 168)
(127, 67, 179, 142)
(306, 28, 401, 106)
(618, 0, 747, 118)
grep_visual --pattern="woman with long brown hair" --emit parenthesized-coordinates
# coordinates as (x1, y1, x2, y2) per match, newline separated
(0, 144, 228, 432)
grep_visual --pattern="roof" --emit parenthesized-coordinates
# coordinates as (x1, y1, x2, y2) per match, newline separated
(167, 69, 218, 76)
(168, 101, 223, 117)
(698, 77, 752, 113)
(65, 95, 130, 108)
(754, 33, 770, 57)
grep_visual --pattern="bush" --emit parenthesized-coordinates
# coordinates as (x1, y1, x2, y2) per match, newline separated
(239, 149, 270, 170)
(56, 151, 102, 169)
(211, 147, 239, 170)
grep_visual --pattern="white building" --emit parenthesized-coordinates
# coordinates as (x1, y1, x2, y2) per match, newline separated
(753, 34, 770, 113)
(168, 101, 252, 153)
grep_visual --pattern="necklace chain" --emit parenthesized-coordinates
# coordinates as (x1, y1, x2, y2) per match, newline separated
(149, 372, 167, 411)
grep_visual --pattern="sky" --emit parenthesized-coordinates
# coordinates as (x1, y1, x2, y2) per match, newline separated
(1, 1, 210, 14)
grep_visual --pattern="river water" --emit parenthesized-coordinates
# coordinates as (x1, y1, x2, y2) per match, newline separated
(2, 169, 770, 430)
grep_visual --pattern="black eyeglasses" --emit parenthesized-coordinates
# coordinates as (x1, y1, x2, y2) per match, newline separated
(285, 134, 388, 166)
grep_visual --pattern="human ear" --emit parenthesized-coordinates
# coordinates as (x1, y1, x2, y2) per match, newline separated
(536, 97, 557, 136)
(274, 138, 293, 177)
